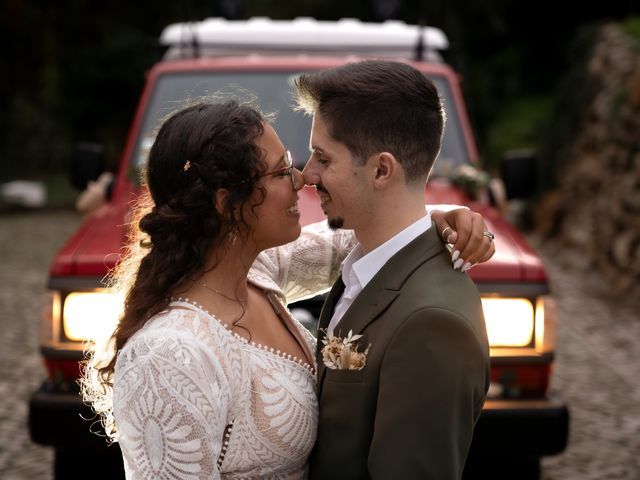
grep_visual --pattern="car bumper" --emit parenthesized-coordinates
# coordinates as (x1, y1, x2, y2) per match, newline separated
(470, 397, 569, 457)
(29, 382, 112, 451)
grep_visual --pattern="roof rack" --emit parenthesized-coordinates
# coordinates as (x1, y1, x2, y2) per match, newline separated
(160, 17, 448, 61)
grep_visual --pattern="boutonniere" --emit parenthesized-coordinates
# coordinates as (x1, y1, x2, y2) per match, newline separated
(321, 329, 371, 371)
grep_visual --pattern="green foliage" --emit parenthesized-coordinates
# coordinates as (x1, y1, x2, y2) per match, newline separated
(622, 16, 640, 50)
(1, 93, 71, 181)
(622, 16, 640, 37)
(536, 24, 599, 193)
(485, 95, 553, 172)
(0, 0, 217, 182)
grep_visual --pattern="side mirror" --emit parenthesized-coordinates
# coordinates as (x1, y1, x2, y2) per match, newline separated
(70, 142, 105, 191)
(501, 149, 537, 200)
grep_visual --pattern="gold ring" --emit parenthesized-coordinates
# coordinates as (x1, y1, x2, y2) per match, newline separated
(441, 226, 454, 242)
(483, 231, 495, 242)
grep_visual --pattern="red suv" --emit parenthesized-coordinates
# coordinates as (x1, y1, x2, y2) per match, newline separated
(29, 18, 568, 479)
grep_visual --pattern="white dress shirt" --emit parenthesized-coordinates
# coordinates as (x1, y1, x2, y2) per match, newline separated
(328, 214, 433, 334)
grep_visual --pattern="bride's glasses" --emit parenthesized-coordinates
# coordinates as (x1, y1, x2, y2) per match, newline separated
(259, 150, 304, 190)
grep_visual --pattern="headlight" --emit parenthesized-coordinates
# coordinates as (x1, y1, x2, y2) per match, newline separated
(481, 297, 534, 347)
(535, 295, 556, 353)
(63, 291, 123, 342)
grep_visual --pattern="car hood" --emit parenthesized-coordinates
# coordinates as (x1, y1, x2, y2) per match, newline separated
(50, 201, 130, 277)
(51, 181, 547, 284)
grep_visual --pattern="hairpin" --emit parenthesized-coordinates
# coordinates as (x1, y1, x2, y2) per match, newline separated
(183, 160, 191, 172)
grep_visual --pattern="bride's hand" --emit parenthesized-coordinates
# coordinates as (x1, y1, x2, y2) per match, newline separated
(431, 208, 495, 271)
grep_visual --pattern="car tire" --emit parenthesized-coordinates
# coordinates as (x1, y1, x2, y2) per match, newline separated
(463, 455, 540, 480)
(54, 447, 124, 480)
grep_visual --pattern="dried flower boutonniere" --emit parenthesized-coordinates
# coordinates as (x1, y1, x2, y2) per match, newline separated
(321, 329, 370, 370)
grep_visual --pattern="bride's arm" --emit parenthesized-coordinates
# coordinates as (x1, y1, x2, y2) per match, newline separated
(253, 205, 493, 303)
(114, 331, 231, 479)
(253, 220, 357, 304)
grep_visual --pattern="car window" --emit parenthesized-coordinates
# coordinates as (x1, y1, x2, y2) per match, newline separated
(133, 71, 469, 176)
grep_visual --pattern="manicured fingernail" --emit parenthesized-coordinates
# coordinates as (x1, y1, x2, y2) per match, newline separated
(451, 250, 460, 262)
(453, 258, 464, 270)
(461, 262, 472, 273)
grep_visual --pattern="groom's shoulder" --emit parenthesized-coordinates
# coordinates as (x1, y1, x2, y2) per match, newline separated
(405, 244, 479, 299)
(390, 248, 484, 330)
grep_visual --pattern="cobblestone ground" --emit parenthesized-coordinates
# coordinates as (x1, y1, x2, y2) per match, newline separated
(534, 235, 640, 480)
(0, 211, 638, 479)
(0, 210, 83, 480)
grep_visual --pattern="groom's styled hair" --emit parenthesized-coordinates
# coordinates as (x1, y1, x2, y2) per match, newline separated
(294, 59, 445, 182)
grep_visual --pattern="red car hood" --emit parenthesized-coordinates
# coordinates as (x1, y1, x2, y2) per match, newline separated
(50, 201, 130, 277)
(51, 181, 546, 284)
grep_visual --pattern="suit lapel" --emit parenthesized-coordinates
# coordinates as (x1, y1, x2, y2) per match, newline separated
(331, 288, 399, 339)
(318, 277, 345, 337)
(333, 226, 446, 339)
(316, 277, 345, 384)
(316, 226, 446, 390)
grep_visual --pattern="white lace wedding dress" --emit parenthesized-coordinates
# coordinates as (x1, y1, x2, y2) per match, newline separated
(113, 221, 355, 479)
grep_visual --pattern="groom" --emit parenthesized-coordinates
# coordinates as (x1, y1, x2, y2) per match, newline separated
(295, 60, 491, 479)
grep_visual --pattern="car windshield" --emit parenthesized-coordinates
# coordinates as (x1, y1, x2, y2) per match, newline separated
(132, 71, 469, 176)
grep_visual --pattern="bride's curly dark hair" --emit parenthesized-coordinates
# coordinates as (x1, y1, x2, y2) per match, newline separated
(81, 100, 268, 439)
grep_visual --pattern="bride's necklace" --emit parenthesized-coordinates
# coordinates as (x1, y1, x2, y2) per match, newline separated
(199, 282, 247, 307)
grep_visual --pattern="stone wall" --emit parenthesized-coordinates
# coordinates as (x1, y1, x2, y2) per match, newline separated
(538, 23, 640, 294)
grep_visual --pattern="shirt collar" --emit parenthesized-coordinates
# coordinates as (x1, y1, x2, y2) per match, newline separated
(341, 214, 432, 290)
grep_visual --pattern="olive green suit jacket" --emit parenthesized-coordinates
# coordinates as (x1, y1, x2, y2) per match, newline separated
(309, 226, 490, 480)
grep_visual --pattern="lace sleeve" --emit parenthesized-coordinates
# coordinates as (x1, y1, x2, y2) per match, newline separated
(113, 329, 231, 479)
(252, 221, 357, 304)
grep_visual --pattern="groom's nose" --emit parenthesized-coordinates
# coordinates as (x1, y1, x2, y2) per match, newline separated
(302, 156, 320, 186)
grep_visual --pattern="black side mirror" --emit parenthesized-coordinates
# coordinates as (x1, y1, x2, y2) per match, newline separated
(501, 149, 537, 200)
(70, 142, 105, 191)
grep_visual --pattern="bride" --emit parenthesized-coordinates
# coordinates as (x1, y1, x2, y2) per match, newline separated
(81, 99, 492, 479)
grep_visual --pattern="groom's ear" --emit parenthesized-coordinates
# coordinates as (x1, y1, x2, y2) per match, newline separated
(371, 152, 399, 189)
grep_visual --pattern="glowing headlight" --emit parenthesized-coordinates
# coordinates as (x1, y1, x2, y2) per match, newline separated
(63, 291, 123, 342)
(481, 298, 534, 347)
(535, 295, 556, 353)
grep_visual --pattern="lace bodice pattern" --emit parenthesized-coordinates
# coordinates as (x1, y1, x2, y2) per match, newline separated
(113, 222, 356, 479)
